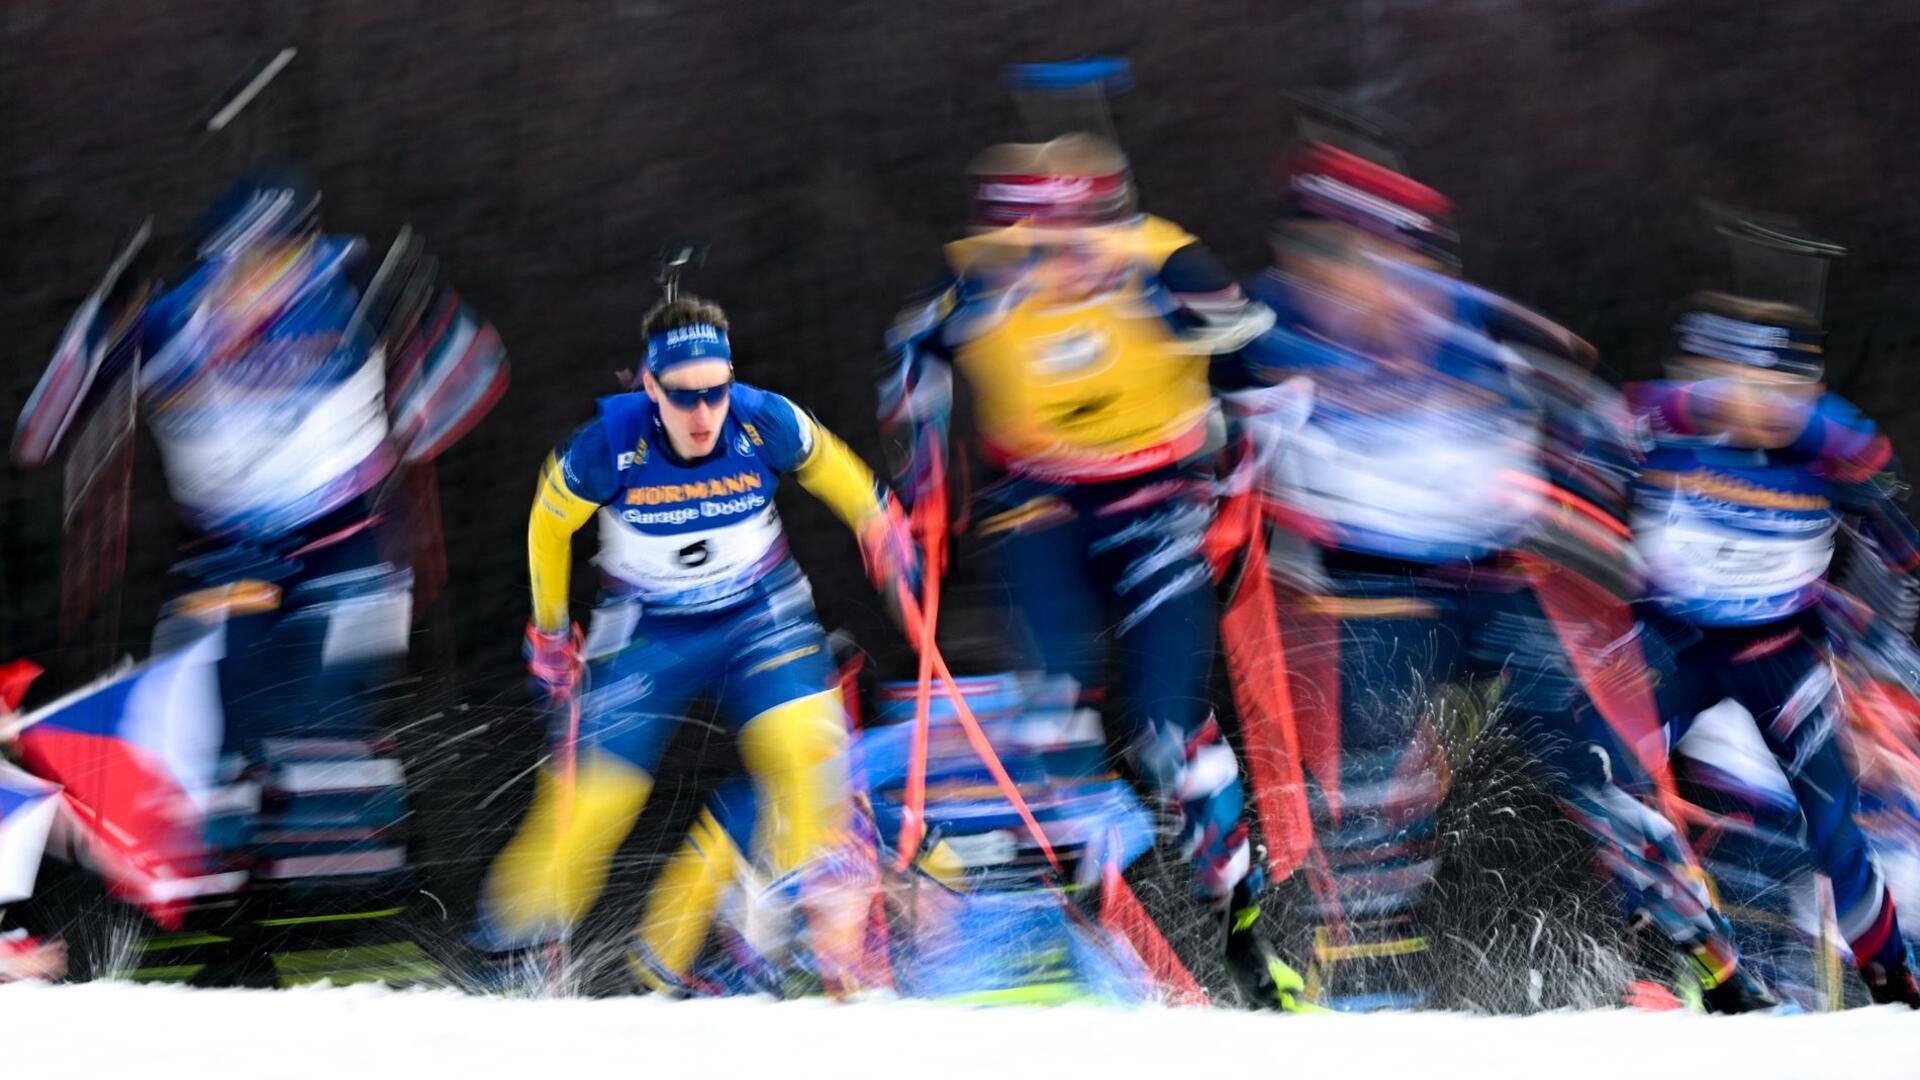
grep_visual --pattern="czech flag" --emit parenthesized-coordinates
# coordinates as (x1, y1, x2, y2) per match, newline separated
(12, 632, 245, 928)
(0, 762, 59, 906)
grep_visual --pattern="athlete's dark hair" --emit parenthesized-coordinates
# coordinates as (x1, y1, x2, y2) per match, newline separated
(621, 295, 732, 391)
(642, 295, 730, 337)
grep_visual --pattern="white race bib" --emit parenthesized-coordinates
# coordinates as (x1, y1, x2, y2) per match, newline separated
(1634, 511, 1835, 604)
(595, 502, 786, 605)
(153, 356, 389, 524)
(1283, 413, 1544, 554)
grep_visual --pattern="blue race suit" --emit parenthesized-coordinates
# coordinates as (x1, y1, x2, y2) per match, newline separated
(141, 234, 417, 896)
(1630, 383, 1915, 979)
(1242, 272, 1748, 1001)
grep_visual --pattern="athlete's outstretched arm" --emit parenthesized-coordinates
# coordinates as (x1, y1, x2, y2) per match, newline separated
(529, 421, 618, 633)
(780, 403, 919, 593)
(1809, 396, 1920, 636)
(1131, 228, 1280, 388)
(791, 413, 894, 531)
(1156, 238, 1278, 360)
(739, 386, 919, 599)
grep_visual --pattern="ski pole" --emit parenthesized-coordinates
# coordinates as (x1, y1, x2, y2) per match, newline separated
(894, 553, 938, 870)
(895, 441, 946, 871)
(891, 580, 1060, 874)
(547, 633, 584, 994)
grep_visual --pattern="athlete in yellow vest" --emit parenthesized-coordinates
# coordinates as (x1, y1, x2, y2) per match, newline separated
(879, 134, 1308, 1009)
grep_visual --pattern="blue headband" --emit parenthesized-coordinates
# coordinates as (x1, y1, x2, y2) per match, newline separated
(1673, 311, 1824, 379)
(645, 323, 733, 376)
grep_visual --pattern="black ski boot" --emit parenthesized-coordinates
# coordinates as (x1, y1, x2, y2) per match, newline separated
(1862, 943, 1920, 1008)
(1699, 963, 1781, 1014)
(1222, 880, 1314, 1012)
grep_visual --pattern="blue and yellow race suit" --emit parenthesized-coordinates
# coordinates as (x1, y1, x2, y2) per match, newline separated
(476, 381, 893, 986)
(880, 216, 1276, 901)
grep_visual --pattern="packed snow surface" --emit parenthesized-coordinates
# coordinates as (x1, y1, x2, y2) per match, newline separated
(3, 981, 1913, 1080)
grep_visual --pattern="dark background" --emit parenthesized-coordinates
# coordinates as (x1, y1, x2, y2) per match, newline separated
(6, 0, 1920, 970)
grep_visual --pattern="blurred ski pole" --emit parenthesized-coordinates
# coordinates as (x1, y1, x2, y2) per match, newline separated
(547, 631, 584, 994)
(889, 577, 1060, 874)
(894, 434, 946, 871)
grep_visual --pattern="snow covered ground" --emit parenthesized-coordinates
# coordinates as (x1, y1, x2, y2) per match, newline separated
(1, 981, 1912, 1080)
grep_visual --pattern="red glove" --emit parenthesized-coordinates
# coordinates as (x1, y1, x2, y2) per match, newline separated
(525, 622, 583, 700)
(860, 499, 925, 602)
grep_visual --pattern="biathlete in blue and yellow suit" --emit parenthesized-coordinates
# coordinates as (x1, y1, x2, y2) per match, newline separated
(880, 134, 1310, 1010)
(475, 294, 916, 990)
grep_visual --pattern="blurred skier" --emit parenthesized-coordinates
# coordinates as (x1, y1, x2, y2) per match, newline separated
(11, 168, 506, 970)
(472, 281, 917, 995)
(1628, 279, 1920, 1007)
(1237, 137, 1775, 1011)
(879, 124, 1314, 1009)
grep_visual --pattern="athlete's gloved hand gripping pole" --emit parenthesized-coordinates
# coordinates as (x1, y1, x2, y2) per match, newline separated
(524, 623, 582, 701)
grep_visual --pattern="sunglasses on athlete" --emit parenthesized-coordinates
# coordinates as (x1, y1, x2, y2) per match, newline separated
(660, 379, 734, 410)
